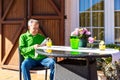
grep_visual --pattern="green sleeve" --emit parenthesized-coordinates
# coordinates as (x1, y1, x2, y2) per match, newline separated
(19, 35, 34, 55)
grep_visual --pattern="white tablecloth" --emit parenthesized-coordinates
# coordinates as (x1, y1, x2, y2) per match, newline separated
(37, 46, 120, 63)
(37, 46, 119, 54)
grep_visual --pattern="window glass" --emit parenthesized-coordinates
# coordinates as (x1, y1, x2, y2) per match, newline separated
(92, 0, 104, 10)
(80, 12, 90, 27)
(114, 0, 120, 10)
(115, 12, 120, 27)
(79, 0, 90, 12)
(79, 0, 104, 40)
(115, 29, 120, 44)
(93, 28, 104, 40)
(114, 0, 120, 43)
(92, 12, 104, 27)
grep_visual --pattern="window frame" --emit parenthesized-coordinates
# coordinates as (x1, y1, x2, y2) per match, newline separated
(79, 0, 115, 44)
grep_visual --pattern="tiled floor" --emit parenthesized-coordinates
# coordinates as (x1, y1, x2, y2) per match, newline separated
(0, 68, 106, 80)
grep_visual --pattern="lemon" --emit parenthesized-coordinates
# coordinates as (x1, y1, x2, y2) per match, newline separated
(100, 40, 105, 45)
(99, 45, 106, 50)
(46, 38, 52, 47)
(46, 49, 52, 53)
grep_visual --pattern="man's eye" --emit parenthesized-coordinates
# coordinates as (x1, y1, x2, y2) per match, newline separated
(34, 28, 39, 30)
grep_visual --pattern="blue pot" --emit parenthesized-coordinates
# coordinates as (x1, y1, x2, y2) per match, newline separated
(79, 39, 87, 47)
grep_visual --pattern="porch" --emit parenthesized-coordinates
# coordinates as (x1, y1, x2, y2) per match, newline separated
(0, 68, 50, 80)
(0, 68, 106, 80)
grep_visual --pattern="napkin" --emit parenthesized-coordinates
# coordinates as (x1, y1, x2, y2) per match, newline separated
(111, 52, 120, 63)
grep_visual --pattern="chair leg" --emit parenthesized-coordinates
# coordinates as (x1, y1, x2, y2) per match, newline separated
(20, 70, 22, 80)
(45, 69, 47, 80)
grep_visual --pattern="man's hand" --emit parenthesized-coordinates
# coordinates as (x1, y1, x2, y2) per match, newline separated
(34, 44, 39, 49)
(40, 43, 46, 46)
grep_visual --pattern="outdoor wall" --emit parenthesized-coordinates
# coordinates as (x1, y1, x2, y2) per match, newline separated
(0, 0, 65, 70)
(65, 0, 79, 46)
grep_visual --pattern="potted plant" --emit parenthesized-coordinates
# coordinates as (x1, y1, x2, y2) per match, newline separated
(71, 28, 91, 47)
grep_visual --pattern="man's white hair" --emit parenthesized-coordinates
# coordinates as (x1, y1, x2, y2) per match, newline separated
(28, 19, 39, 27)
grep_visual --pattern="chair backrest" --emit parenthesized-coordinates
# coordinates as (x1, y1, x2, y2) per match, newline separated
(18, 47, 24, 80)
(18, 47, 24, 66)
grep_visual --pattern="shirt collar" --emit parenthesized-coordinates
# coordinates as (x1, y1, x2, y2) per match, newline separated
(26, 31, 38, 37)
(26, 31, 32, 36)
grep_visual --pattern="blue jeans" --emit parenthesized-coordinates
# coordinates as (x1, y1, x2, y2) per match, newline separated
(21, 58, 55, 80)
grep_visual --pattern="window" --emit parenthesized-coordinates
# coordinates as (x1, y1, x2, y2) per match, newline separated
(79, 0, 104, 40)
(114, 0, 120, 44)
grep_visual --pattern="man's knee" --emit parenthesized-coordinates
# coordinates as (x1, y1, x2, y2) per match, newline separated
(21, 62, 28, 70)
(21, 59, 32, 70)
(48, 58, 55, 67)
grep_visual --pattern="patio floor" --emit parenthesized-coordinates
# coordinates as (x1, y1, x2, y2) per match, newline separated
(0, 68, 50, 80)
(0, 68, 106, 80)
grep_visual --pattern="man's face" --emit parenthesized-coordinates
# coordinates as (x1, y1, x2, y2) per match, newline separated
(29, 22, 39, 35)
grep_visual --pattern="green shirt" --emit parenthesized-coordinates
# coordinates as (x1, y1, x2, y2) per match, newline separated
(19, 31, 46, 60)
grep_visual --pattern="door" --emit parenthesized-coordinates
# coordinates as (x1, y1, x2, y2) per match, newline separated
(0, 0, 65, 70)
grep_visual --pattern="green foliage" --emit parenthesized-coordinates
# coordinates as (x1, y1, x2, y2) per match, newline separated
(104, 44, 120, 64)
(88, 43, 120, 69)
(99, 44, 120, 79)
(87, 43, 99, 48)
(106, 44, 120, 50)
(87, 43, 120, 50)
(96, 44, 120, 70)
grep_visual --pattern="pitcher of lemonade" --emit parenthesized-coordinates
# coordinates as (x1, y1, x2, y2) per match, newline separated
(99, 40, 106, 50)
(46, 38, 52, 47)
(46, 38, 52, 53)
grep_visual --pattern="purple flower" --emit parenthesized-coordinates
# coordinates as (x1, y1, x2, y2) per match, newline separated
(75, 28, 79, 32)
(79, 28, 85, 34)
(83, 28, 88, 32)
(71, 31, 78, 36)
(88, 37, 94, 43)
(86, 31, 91, 35)
(71, 28, 91, 40)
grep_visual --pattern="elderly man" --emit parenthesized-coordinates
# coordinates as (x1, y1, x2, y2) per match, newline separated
(19, 19, 55, 80)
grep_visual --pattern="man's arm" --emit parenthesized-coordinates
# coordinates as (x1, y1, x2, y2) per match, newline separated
(19, 35, 34, 55)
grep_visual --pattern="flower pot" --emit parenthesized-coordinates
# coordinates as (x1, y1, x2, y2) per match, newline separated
(70, 51, 80, 55)
(79, 39, 87, 47)
(70, 36, 79, 49)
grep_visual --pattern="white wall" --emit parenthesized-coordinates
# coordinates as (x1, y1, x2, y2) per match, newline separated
(65, 0, 79, 46)
(104, 0, 114, 44)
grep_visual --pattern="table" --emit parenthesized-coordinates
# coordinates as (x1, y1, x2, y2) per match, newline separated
(35, 46, 119, 80)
